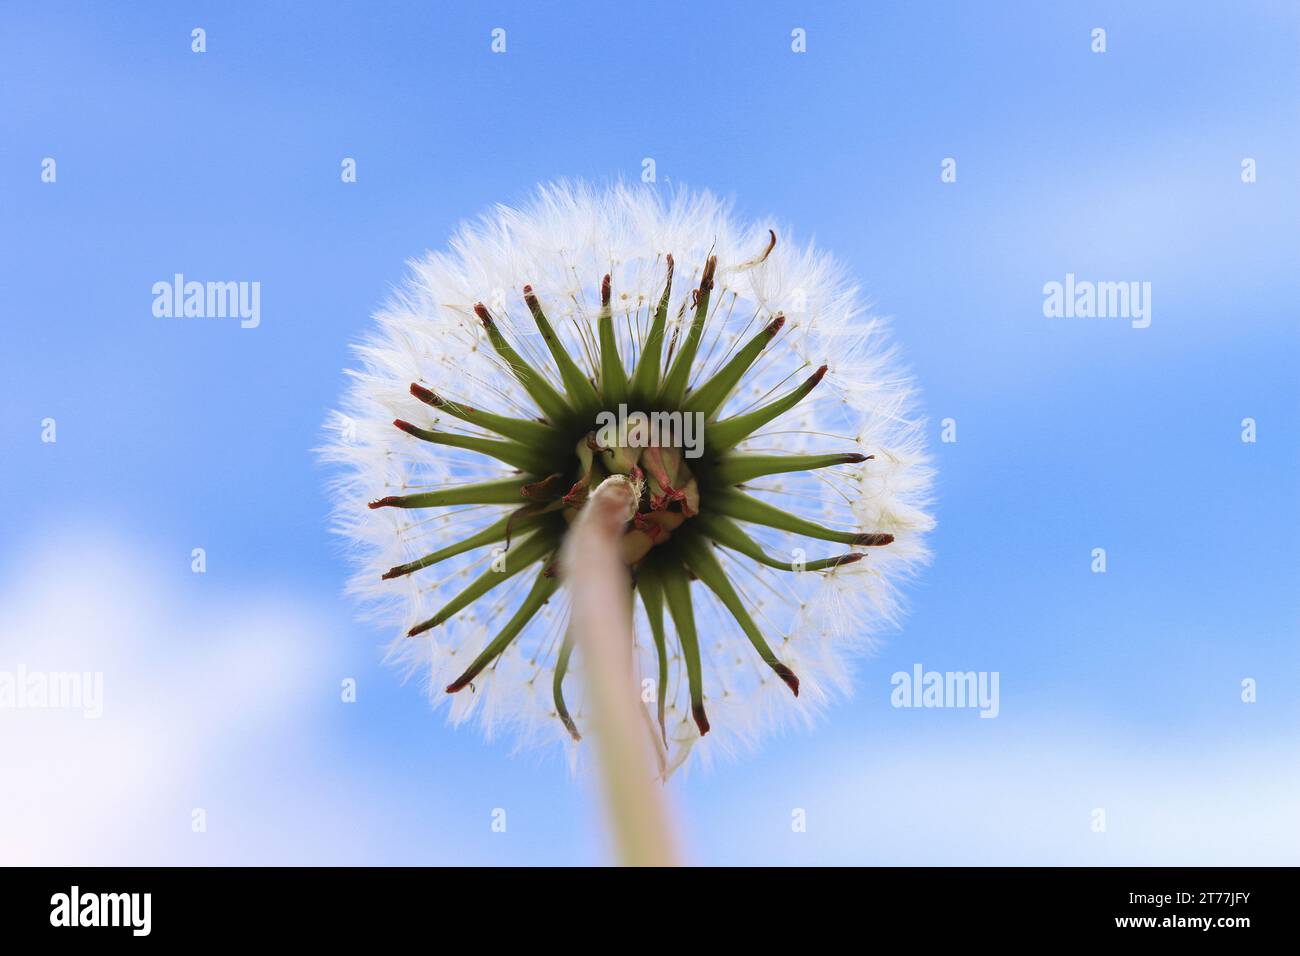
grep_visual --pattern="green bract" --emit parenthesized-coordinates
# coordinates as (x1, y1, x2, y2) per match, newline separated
(368, 253, 894, 742)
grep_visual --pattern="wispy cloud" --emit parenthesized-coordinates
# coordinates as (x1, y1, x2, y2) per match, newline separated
(0, 527, 468, 864)
(686, 726, 1300, 865)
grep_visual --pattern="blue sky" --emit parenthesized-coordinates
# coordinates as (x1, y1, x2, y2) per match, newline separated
(2, 1, 1297, 864)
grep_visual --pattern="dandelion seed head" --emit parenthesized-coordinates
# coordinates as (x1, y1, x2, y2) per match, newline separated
(324, 181, 933, 771)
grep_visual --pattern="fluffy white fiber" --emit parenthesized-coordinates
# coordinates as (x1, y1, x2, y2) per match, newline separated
(324, 181, 933, 771)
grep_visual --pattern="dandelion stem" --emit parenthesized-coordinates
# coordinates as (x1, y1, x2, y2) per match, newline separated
(562, 476, 679, 867)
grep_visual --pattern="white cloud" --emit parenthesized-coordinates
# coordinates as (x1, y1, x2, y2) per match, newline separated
(0, 527, 462, 864)
(688, 726, 1300, 865)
